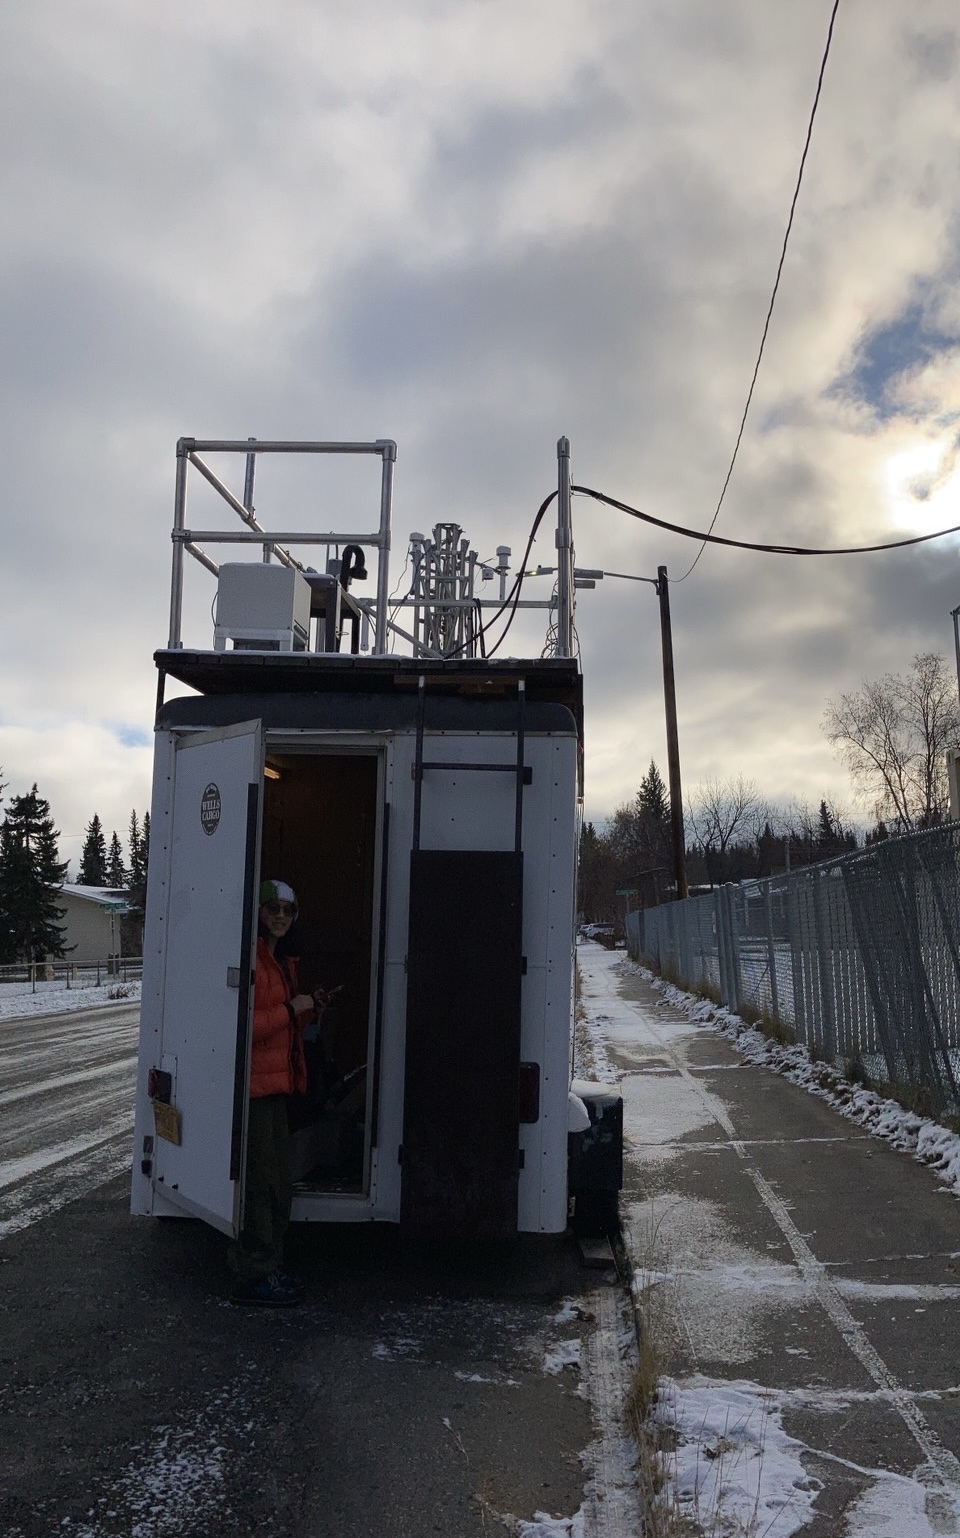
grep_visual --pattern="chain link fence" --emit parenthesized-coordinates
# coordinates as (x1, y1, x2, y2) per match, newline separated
(626, 823, 960, 1118)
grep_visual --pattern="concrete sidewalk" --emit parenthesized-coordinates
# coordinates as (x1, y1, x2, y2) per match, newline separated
(578, 941, 960, 1538)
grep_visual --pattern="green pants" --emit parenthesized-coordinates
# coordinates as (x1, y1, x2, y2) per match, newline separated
(227, 1095, 292, 1281)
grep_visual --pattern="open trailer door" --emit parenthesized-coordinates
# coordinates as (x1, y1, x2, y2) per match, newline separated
(150, 720, 263, 1234)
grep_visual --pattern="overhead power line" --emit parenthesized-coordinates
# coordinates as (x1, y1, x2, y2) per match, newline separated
(574, 484, 960, 556)
(679, 0, 843, 582)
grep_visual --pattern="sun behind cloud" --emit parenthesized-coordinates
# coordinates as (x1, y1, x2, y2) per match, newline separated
(883, 434, 960, 534)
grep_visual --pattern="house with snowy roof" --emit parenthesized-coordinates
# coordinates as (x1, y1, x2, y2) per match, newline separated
(57, 885, 130, 963)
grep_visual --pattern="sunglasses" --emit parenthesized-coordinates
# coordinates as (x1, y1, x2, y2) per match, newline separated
(263, 901, 296, 917)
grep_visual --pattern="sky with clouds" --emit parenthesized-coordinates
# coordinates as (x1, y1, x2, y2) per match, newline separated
(3, 0, 960, 870)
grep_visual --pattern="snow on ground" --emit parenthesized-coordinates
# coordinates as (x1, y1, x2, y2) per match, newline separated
(0, 977, 140, 1021)
(625, 960, 960, 1204)
(577, 942, 960, 1537)
(543, 1338, 582, 1375)
(656, 1376, 960, 1538)
(658, 1375, 821, 1537)
(515, 1514, 584, 1536)
(59, 1374, 263, 1538)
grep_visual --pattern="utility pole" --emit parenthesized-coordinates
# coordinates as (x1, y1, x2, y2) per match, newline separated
(656, 566, 688, 900)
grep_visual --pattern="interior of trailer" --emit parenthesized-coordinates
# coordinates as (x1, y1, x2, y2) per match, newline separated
(258, 747, 379, 1197)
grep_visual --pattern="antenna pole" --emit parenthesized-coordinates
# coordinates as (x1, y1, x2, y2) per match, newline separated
(556, 437, 574, 657)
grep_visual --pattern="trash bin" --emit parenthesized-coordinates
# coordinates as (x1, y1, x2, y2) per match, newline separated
(568, 1078, 623, 1236)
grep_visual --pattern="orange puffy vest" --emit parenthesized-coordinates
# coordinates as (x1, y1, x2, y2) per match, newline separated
(249, 935, 310, 1099)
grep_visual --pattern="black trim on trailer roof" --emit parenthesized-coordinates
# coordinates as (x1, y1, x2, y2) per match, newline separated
(156, 648, 580, 689)
(155, 649, 583, 737)
(155, 690, 579, 737)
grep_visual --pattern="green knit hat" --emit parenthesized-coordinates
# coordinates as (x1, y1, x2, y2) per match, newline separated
(259, 879, 298, 915)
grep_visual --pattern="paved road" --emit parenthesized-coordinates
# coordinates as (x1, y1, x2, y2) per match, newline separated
(0, 1003, 139, 1241)
(580, 942, 960, 1537)
(0, 995, 638, 1537)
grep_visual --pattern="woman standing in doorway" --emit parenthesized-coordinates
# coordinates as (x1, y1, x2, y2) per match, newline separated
(229, 879, 317, 1306)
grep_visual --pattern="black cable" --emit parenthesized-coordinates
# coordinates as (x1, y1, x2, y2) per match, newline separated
(679, 0, 843, 582)
(474, 597, 487, 658)
(573, 483, 960, 555)
(442, 491, 557, 660)
(483, 492, 556, 658)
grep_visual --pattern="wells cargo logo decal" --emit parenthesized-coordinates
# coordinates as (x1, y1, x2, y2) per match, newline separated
(201, 782, 222, 835)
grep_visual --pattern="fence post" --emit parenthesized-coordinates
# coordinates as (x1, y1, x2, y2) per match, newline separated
(765, 882, 780, 1024)
(730, 885, 744, 1015)
(812, 870, 837, 1062)
(712, 891, 726, 1006)
(716, 886, 737, 1011)
(713, 890, 729, 1007)
(787, 875, 805, 1044)
(679, 899, 694, 991)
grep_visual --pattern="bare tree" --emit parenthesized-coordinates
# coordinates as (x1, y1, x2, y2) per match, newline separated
(823, 653, 960, 832)
(686, 775, 767, 885)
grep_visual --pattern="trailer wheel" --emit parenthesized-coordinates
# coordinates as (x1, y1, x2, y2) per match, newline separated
(571, 1188, 620, 1238)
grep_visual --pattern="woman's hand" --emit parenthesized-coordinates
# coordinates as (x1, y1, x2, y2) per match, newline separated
(289, 993, 314, 1018)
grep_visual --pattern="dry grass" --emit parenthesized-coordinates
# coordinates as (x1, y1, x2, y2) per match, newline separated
(622, 1202, 699, 1536)
(625, 1204, 789, 1537)
(751, 1011, 795, 1048)
(626, 1296, 700, 1536)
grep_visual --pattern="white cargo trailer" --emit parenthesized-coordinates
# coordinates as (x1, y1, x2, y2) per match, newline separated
(131, 436, 614, 1242)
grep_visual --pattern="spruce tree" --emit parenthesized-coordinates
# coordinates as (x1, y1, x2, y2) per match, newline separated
(578, 821, 613, 923)
(606, 761, 673, 906)
(637, 760, 670, 827)
(122, 809, 149, 956)
(816, 800, 838, 856)
(0, 786, 68, 963)
(106, 831, 127, 889)
(635, 760, 672, 887)
(78, 815, 108, 886)
(128, 810, 144, 889)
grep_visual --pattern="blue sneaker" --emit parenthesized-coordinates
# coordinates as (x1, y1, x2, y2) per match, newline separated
(274, 1272, 305, 1298)
(231, 1273, 300, 1307)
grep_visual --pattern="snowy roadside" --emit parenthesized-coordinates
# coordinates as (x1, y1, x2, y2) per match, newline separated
(624, 958, 960, 1202)
(578, 942, 960, 1538)
(0, 978, 141, 1022)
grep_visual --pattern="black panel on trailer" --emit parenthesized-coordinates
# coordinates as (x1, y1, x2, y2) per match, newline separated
(401, 849, 524, 1240)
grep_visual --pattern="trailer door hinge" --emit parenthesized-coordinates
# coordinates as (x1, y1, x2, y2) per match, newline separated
(518, 1148, 525, 1170)
(521, 956, 527, 975)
